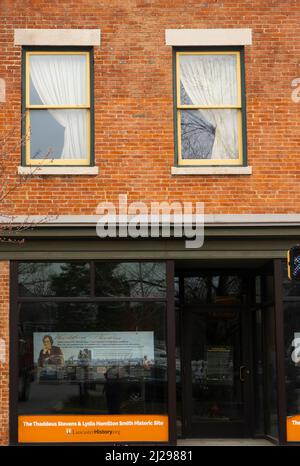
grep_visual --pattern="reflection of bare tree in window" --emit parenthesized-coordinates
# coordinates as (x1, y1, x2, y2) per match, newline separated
(180, 84, 216, 159)
(213, 276, 242, 299)
(95, 262, 166, 297)
(19, 261, 167, 299)
(181, 110, 216, 159)
(184, 275, 242, 304)
(184, 277, 209, 303)
(18, 263, 54, 296)
(18, 262, 90, 297)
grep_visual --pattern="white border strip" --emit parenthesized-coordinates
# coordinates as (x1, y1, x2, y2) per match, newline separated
(165, 28, 252, 46)
(14, 29, 101, 46)
(18, 166, 99, 176)
(171, 166, 252, 176)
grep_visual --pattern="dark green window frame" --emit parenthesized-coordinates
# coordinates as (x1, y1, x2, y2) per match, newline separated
(173, 46, 248, 167)
(21, 46, 94, 167)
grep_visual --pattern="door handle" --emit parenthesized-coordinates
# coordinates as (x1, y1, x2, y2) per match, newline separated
(239, 365, 247, 382)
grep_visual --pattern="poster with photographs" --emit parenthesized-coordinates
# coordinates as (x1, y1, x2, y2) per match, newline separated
(33, 332, 154, 382)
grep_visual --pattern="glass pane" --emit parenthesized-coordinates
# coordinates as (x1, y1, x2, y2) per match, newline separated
(262, 274, 274, 302)
(29, 109, 87, 160)
(184, 275, 243, 305)
(18, 302, 167, 416)
(95, 262, 167, 297)
(175, 305, 182, 438)
(189, 310, 244, 424)
(180, 109, 239, 160)
(282, 260, 300, 298)
(18, 262, 91, 297)
(284, 302, 300, 419)
(29, 54, 87, 106)
(253, 308, 265, 435)
(264, 305, 278, 439)
(179, 53, 238, 106)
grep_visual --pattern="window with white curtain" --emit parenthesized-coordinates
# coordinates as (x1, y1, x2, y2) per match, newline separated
(24, 50, 91, 165)
(176, 50, 244, 166)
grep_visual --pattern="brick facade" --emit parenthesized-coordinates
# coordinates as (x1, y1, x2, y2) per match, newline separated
(0, 0, 299, 216)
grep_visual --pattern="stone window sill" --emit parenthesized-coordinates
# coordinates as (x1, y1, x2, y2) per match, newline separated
(171, 166, 252, 176)
(18, 166, 99, 176)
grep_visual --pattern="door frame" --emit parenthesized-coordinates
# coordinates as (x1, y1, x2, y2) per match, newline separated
(178, 270, 255, 438)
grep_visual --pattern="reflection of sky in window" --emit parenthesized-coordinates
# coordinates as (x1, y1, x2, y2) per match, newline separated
(30, 77, 43, 105)
(30, 110, 64, 159)
(29, 78, 65, 159)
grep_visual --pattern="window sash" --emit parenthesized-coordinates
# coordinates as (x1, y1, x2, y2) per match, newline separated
(177, 109, 243, 165)
(25, 109, 90, 166)
(175, 51, 244, 166)
(24, 51, 91, 166)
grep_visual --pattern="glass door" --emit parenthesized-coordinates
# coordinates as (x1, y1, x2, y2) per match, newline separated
(179, 274, 253, 438)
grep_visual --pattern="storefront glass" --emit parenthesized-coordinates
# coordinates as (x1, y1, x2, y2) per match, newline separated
(282, 261, 300, 442)
(16, 261, 169, 444)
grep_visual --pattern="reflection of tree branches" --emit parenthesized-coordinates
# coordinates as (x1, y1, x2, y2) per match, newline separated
(96, 263, 166, 298)
(216, 276, 242, 297)
(18, 262, 55, 296)
(18, 262, 167, 300)
(185, 277, 209, 303)
(18, 262, 90, 297)
(181, 110, 216, 159)
(184, 275, 242, 304)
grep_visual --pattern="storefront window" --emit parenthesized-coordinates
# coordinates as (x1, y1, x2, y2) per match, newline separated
(95, 262, 166, 297)
(15, 261, 169, 444)
(18, 262, 91, 297)
(264, 305, 278, 439)
(184, 275, 243, 305)
(282, 261, 300, 442)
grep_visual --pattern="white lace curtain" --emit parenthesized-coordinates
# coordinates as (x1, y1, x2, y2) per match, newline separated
(30, 54, 87, 159)
(180, 54, 238, 159)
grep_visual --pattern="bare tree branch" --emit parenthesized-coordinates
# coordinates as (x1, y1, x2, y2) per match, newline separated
(0, 113, 58, 243)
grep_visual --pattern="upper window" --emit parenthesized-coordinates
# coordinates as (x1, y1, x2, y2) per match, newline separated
(175, 50, 245, 166)
(23, 49, 92, 166)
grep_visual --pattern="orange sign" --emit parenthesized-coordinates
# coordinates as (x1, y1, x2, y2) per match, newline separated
(287, 415, 300, 442)
(18, 414, 169, 444)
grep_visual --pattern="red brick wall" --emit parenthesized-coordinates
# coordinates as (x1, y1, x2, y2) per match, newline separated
(0, 261, 9, 446)
(1, 0, 300, 216)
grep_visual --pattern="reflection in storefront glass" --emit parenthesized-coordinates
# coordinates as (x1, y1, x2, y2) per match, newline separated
(95, 262, 167, 297)
(284, 302, 300, 416)
(189, 310, 243, 423)
(18, 262, 167, 298)
(282, 261, 300, 298)
(264, 305, 278, 439)
(18, 302, 167, 416)
(184, 275, 243, 304)
(282, 260, 300, 441)
(18, 262, 91, 297)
